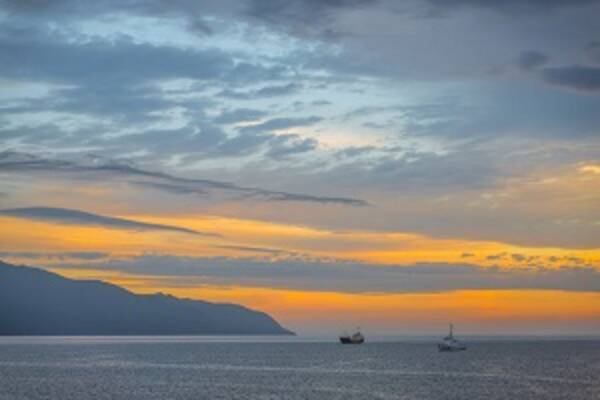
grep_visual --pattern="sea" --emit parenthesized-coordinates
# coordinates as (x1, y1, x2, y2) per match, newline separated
(0, 336, 598, 400)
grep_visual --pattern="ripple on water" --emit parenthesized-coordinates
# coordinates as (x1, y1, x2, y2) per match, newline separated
(0, 339, 598, 400)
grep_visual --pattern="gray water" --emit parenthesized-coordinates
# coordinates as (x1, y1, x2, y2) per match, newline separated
(0, 337, 598, 400)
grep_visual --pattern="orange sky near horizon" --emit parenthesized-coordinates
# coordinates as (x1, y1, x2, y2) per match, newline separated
(1, 213, 599, 335)
(48, 267, 600, 335)
(1, 215, 598, 269)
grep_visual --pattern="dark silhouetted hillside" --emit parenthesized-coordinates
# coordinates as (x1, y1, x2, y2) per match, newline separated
(0, 261, 293, 335)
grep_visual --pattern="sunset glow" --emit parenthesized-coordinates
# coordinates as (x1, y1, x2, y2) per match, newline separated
(1, 0, 600, 336)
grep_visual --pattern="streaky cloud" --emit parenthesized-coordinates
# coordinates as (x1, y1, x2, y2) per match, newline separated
(0, 151, 368, 206)
(425, 0, 600, 13)
(214, 244, 295, 255)
(59, 254, 600, 293)
(238, 116, 323, 134)
(218, 83, 302, 100)
(129, 181, 209, 196)
(541, 65, 600, 92)
(213, 108, 267, 124)
(0, 207, 220, 237)
(516, 50, 548, 70)
(0, 251, 108, 261)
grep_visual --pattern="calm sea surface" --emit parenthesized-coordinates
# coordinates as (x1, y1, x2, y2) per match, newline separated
(0, 337, 598, 400)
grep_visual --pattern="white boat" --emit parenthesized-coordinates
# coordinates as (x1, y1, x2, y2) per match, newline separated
(340, 328, 365, 344)
(437, 324, 466, 352)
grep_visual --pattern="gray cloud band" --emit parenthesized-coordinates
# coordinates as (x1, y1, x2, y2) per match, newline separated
(48, 254, 600, 293)
(0, 151, 368, 206)
(0, 207, 220, 237)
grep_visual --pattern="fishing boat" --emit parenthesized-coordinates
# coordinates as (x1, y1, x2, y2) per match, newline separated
(437, 324, 466, 352)
(339, 328, 365, 344)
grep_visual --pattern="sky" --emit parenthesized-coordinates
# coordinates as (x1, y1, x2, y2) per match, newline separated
(1, 0, 600, 336)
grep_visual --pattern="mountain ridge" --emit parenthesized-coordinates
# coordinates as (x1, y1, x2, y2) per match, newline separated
(0, 260, 293, 336)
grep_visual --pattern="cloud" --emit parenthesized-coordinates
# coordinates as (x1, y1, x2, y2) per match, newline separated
(0, 251, 108, 261)
(0, 207, 220, 236)
(511, 253, 526, 262)
(425, 0, 600, 13)
(3, 84, 187, 125)
(129, 181, 209, 196)
(213, 245, 294, 255)
(247, 190, 366, 206)
(265, 134, 319, 159)
(516, 50, 548, 70)
(239, 116, 323, 134)
(0, 151, 368, 206)
(0, 0, 378, 40)
(486, 253, 505, 261)
(324, 148, 504, 193)
(584, 41, 600, 64)
(57, 254, 600, 293)
(0, 31, 234, 86)
(89, 123, 229, 159)
(541, 65, 600, 92)
(0, 19, 289, 127)
(0, 0, 599, 255)
(217, 83, 302, 100)
(579, 164, 600, 175)
(391, 87, 600, 140)
(213, 108, 268, 124)
(254, 83, 302, 97)
(244, 0, 379, 37)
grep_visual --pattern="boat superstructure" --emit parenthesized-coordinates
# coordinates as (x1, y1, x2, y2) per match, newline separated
(437, 324, 466, 352)
(340, 328, 365, 344)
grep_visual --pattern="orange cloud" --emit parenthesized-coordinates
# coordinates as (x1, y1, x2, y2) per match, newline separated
(2, 213, 599, 270)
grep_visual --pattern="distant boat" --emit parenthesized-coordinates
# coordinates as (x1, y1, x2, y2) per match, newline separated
(340, 328, 365, 344)
(437, 324, 466, 352)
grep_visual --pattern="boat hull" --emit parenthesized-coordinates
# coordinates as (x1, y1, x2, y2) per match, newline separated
(438, 343, 466, 352)
(340, 337, 364, 344)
